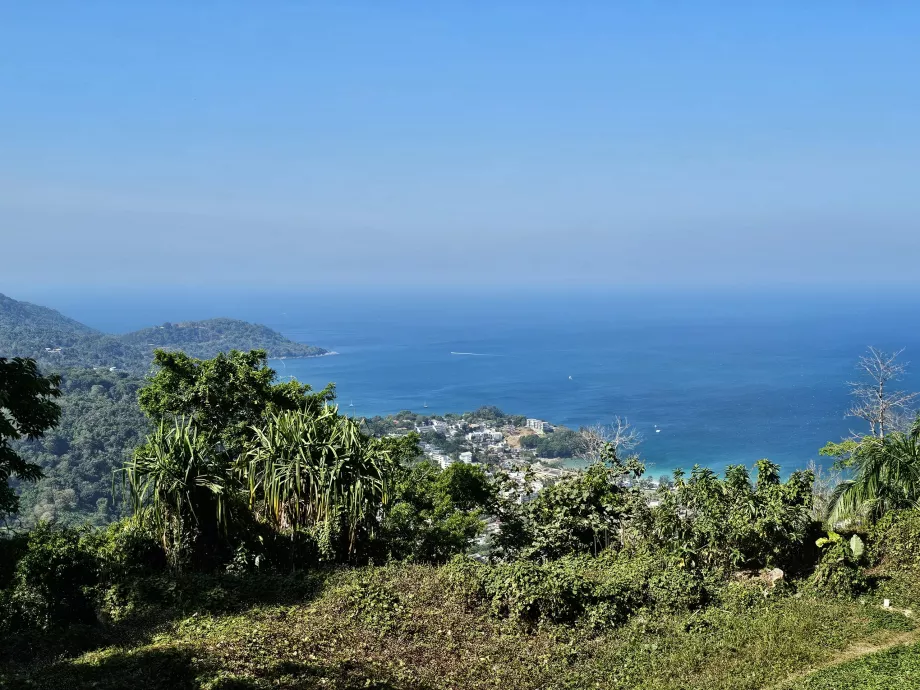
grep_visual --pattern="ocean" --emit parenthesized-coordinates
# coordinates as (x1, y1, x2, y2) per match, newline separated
(31, 286, 920, 478)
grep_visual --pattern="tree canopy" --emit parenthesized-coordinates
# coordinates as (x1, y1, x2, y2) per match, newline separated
(138, 349, 334, 453)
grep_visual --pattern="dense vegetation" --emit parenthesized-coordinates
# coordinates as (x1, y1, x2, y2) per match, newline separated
(0, 292, 327, 372)
(121, 317, 327, 361)
(2, 346, 920, 688)
(12, 369, 149, 528)
(519, 427, 584, 457)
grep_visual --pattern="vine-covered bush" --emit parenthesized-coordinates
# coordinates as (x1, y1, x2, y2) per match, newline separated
(444, 548, 710, 628)
(494, 458, 649, 562)
(869, 509, 920, 571)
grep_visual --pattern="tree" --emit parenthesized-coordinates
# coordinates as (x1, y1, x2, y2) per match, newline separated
(496, 449, 649, 561)
(819, 348, 920, 525)
(848, 347, 918, 439)
(580, 417, 641, 463)
(0, 357, 61, 519)
(806, 459, 841, 523)
(825, 422, 920, 526)
(138, 349, 333, 453)
(380, 460, 494, 563)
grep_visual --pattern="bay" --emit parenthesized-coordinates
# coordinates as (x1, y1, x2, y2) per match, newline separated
(39, 286, 920, 477)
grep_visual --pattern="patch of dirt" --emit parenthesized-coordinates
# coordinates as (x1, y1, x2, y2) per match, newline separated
(504, 428, 536, 449)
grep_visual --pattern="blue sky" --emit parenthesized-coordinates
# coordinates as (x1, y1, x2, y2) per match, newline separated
(2, 2, 919, 288)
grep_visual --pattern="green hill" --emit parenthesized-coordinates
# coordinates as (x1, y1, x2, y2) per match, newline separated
(0, 292, 327, 371)
(121, 318, 326, 361)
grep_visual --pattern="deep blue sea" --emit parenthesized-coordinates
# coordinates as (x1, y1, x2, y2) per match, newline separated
(27, 286, 920, 478)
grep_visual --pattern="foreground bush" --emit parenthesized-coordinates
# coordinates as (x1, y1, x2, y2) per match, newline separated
(3, 523, 98, 632)
(652, 460, 816, 572)
(445, 547, 712, 628)
(807, 532, 868, 597)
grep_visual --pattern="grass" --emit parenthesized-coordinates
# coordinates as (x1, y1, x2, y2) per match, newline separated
(5, 565, 920, 690)
(796, 640, 920, 689)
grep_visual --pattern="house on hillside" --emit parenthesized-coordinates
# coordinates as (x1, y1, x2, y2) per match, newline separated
(526, 418, 551, 434)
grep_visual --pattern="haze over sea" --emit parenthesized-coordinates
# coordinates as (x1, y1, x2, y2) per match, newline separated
(33, 286, 920, 478)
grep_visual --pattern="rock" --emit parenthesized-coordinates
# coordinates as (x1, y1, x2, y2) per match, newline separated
(766, 568, 784, 586)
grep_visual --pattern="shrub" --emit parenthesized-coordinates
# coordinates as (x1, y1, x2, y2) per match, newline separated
(377, 461, 492, 564)
(444, 548, 710, 629)
(651, 461, 815, 572)
(84, 517, 168, 622)
(716, 580, 770, 613)
(808, 532, 868, 597)
(339, 570, 407, 635)
(495, 458, 649, 562)
(9, 523, 99, 630)
(869, 509, 920, 571)
(480, 558, 589, 625)
(92, 516, 167, 579)
(0, 532, 29, 589)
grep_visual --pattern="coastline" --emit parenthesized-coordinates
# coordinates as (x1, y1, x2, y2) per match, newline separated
(274, 350, 339, 360)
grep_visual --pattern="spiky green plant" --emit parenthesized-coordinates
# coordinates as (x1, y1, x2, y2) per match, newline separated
(121, 418, 237, 566)
(827, 427, 920, 526)
(244, 406, 393, 557)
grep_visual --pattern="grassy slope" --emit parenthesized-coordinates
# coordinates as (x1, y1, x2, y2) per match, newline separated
(7, 565, 920, 690)
(796, 640, 920, 689)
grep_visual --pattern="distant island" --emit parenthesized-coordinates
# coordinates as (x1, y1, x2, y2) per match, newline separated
(0, 292, 328, 371)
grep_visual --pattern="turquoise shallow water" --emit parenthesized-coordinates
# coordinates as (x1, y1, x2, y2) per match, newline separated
(35, 286, 920, 477)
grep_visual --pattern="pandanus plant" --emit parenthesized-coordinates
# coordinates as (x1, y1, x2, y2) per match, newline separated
(244, 406, 392, 556)
(121, 418, 237, 565)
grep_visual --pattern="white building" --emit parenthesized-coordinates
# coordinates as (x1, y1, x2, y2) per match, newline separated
(466, 430, 504, 444)
(416, 419, 449, 435)
(526, 418, 550, 434)
(459, 451, 474, 464)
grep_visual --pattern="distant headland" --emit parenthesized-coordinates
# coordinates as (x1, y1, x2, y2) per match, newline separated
(0, 292, 328, 372)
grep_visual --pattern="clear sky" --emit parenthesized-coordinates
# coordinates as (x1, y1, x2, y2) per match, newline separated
(2, 2, 919, 289)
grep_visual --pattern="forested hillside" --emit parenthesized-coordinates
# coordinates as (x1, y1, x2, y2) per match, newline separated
(11, 369, 149, 528)
(0, 292, 327, 371)
(0, 293, 137, 370)
(120, 318, 326, 361)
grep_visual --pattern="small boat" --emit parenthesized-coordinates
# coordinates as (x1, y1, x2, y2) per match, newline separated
(655, 424, 661, 433)
(568, 375, 573, 380)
